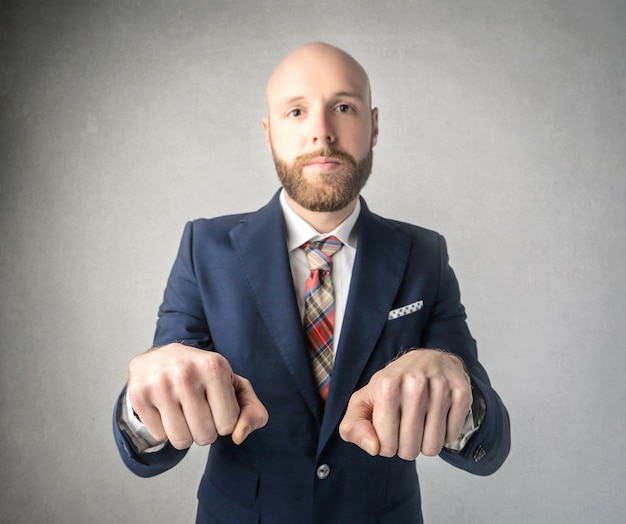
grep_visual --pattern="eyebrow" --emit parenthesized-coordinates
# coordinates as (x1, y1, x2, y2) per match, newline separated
(277, 91, 366, 109)
(333, 91, 366, 102)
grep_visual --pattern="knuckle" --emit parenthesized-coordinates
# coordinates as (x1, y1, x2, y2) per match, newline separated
(378, 445, 397, 458)
(215, 417, 238, 437)
(237, 376, 252, 388)
(128, 351, 150, 375)
(128, 384, 157, 412)
(169, 436, 192, 450)
(397, 449, 419, 461)
(338, 420, 353, 440)
(194, 432, 218, 447)
(453, 383, 473, 409)
(255, 408, 270, 428)
(402, 375, 427, 397)
(127, 385, 144, 406)
(421, 445, 442, 457)
(376, 434, 398, 458)
(377, 375, 402, 400)
(243, 404, 268, 429)
(171, 363, 197, 389)
(149, 428, 167, 442)
(202, 353, 231, 378)
(428, 374, 447, 390)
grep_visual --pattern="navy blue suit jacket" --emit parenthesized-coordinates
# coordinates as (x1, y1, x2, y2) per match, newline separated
(113, 192, 510, 523)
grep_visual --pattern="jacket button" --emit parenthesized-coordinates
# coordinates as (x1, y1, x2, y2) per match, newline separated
(316, 464, 330, 479)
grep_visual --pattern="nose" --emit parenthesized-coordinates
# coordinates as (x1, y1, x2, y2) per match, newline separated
(310, 107, 335, 146)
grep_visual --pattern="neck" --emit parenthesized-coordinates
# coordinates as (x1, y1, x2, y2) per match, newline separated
(284, 193, 358, 234)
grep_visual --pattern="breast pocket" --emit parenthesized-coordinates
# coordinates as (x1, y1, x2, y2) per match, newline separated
(376, 309, 428, 363)
(379, 307, 426, 340)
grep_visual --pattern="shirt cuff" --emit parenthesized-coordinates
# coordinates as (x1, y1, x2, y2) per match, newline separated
(117, 389, 168, 453)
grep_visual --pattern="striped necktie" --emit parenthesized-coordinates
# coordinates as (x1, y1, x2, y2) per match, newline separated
(301, 236, 343, 402)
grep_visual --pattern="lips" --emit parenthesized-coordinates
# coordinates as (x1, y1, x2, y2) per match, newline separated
(305, 157, 342, 171)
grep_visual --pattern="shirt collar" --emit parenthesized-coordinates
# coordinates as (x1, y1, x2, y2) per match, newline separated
(279, 189, 360, 252)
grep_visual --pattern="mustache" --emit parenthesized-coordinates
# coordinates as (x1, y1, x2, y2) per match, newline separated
(294, 147, 357, 167)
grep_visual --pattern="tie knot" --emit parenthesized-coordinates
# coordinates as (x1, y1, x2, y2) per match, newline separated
(302, 236, 343, 271)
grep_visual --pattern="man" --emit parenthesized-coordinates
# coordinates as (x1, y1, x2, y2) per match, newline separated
(113, 42, 510, 523)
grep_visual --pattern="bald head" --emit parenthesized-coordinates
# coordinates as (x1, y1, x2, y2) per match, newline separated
(266, 42, 372, 112)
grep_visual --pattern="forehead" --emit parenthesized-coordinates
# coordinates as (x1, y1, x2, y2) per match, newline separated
(266, 46, 370, 110)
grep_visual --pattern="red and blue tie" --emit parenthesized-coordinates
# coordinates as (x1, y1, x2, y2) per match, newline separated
(302, 236, 343, 402)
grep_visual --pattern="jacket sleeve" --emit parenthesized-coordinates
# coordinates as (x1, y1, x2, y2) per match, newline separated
(154, 221, 213, 348)
(113, 222, 212, 477)
(423, 235, 511, 476)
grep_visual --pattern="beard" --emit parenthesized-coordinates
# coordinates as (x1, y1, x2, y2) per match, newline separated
(271, 144, 373, 213)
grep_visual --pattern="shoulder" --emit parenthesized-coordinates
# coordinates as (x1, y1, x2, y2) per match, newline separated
(187, 211, 252, 234)
(184, 192, 282, 239)
(385, 217, 442, 240)
(358, 206, 455, 275)
(363, 207, 445, 250)
(177, 212, 253, 257)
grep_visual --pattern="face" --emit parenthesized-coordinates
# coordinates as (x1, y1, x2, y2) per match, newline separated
(263, 44, 379, 213)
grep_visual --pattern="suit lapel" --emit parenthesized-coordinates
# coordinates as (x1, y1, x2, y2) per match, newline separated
(229, 192, 322, 423)
(318, 200, 411, 455)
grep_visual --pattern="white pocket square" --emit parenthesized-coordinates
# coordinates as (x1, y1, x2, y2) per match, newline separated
(388, 300, 423, 320)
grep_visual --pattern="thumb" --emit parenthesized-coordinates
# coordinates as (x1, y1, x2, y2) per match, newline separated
(339, 390, 380, 456)
(231, 374, 269, 445)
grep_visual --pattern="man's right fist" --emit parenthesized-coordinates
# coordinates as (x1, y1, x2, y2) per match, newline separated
(127, 343, 269, 450)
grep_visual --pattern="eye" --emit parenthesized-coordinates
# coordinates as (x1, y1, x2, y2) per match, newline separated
(287, 108, 302, 118)
(336, 104, 354, 113)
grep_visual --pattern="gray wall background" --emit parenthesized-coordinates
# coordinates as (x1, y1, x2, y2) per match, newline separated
(1, 1, 625, 522)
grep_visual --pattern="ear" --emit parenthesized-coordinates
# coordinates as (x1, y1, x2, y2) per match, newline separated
(261, 117, 272, 151)
(371, 107, 379, 147)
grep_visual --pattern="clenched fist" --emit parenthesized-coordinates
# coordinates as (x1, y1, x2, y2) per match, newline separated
(127, 343, 269, 450)
(339, 349, 472, 460)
